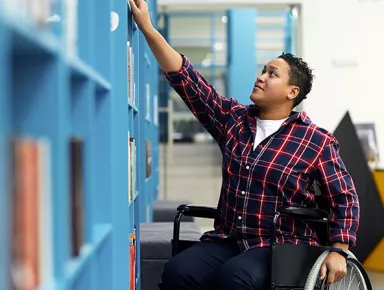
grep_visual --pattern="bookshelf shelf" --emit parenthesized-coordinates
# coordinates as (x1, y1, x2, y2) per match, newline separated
(67, 57, 112, 92)
(0, 0, 159, 289)
(65, 244, 94, 283)
(65, 224, 112, 284)
(128, 101, 139, 112)
(129, 192, 139, 209)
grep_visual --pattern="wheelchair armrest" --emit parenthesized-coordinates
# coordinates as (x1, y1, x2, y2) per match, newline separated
(172, 204, 217, 255)
(177, 204, 218, 219)
(277, 206, 329, 222)
(272, 206, 330, 246)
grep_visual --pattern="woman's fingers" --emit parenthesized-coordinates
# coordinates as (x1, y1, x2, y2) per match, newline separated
(129, 0, 138, 12)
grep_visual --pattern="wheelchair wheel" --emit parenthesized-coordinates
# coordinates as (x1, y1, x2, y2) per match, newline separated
(304, 250, 372, 290)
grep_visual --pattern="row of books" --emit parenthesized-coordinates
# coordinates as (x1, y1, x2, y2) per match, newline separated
(10, 136, 85, 289)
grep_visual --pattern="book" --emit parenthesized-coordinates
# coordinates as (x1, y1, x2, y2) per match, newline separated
(10, 136, 54, 289)
(37, 138, 53, 284)
(153, 94, 158, 126)
(69, 137, 84, 257)
(127, 41, 132, 103)
(30, 0, 52, 26)
(63, 0, 78, 57)
(132, 53, 135, 104)
(129, 138, 137, 200)
(146, 83, 150, 120)
(11, 137, 40, 290)
(128, 131, 131, 202)
(146, 141, 151, 178)
(129, 228, 137, 290)
(127, 42, 135, 105)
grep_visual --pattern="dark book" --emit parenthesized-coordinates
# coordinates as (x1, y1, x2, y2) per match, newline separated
(146, 141, 151, 178)
(69, 137, 84, 257)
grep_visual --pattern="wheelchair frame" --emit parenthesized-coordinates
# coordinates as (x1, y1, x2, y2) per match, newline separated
(170, 204, 370, 290)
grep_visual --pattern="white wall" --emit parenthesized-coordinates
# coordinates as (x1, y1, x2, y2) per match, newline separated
(159, 0, 384, 165)
(300, 0, 384, 167)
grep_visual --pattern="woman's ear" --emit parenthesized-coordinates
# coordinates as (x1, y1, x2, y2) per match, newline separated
(288, 86, 300, 100)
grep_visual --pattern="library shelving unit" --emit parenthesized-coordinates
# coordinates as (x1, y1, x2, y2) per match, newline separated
(0, 0, 159, 289)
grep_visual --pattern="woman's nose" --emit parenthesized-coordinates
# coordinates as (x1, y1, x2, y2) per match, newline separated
(256, 74, 266, 84)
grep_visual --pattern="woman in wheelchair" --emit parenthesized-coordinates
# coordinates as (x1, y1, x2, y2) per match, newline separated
(130, 1, 370, 289)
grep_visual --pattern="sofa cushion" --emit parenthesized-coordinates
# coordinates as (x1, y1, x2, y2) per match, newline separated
(140, 222, 201, 260)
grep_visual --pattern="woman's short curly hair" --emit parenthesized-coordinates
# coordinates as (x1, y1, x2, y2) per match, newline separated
(278, 52, 314, 107)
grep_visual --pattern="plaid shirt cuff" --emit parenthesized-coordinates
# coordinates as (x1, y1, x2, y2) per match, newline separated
(163, 54, 192, 83)
(329, 228, 357, 247)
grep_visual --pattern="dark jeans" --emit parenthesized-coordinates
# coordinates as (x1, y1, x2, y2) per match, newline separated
(160, 238, 271, 290)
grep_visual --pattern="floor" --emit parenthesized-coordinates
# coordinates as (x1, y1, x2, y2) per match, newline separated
(159, 143, 384, 289)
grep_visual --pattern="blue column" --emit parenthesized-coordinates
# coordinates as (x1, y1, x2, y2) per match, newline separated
(110, 0, 129, 288)
(0, 21, 11, 290)
(284, 10, 292, 53)
(227, 9, 256, 105)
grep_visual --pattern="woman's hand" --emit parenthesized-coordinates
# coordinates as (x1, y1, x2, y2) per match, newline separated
(128, 0, 183, 72)
(129, 0, 153, 32)
(320, 252, 347, 285)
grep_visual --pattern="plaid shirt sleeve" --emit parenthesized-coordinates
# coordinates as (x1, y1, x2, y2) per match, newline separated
(163, 54, 240, 145)
(317, 137, 360, 247)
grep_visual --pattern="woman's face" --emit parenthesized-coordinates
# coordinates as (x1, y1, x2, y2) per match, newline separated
(250, 58, 299, 108)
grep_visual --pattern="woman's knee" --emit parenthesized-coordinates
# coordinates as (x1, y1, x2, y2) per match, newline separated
(160, 255, 188, 289)
(160, 253, 205, 290)
(211, 261, 269, 290)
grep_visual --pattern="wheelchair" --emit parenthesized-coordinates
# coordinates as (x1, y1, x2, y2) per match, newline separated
(161, 204, 373, 290)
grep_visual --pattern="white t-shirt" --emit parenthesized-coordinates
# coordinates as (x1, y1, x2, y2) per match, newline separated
(253, 117, 287, 150)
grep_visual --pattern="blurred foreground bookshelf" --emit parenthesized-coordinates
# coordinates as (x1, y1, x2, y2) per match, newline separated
(0, 0, 159, 289)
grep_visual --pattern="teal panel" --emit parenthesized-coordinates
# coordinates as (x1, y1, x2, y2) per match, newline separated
(227, 9, 257, 105)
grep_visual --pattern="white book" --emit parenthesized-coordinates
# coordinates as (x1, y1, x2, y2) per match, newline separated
(127, 42, 132, 103)
(153, 94, 158, 126)
(131, 52, 135, 104)
(127, 131, 131, 202)
(146, 83, 150, 120)
(63, 0, 78, 57)
(29, 0, 52, 26)
(38, 137, 53, 283)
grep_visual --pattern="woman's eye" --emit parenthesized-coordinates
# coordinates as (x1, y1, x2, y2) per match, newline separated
(270, 71, 277, 77)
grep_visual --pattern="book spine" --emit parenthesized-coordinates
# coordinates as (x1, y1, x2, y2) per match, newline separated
(38, 138, 53, 283)
(69, 137, 84, 257)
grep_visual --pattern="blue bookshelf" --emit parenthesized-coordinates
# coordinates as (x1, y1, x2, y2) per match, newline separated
(0, 0, 159, 289)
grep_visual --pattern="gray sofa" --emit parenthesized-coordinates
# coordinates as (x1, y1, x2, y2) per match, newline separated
(140, 222, 201, 290)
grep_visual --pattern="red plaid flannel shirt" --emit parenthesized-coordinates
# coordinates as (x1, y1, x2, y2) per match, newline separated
(164, 55, 360, 251)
